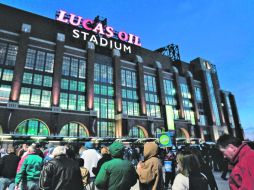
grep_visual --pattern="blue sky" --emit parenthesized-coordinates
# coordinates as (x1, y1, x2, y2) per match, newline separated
(1, 0, 254, 139)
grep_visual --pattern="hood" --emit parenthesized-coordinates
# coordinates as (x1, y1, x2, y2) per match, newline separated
(109, 141, 124, 158)
(232, 143, 250, 165)
(84, 142, 94, 149)
(143, 142, 158, 160)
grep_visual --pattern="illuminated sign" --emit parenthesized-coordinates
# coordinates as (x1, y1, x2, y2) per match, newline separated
(56, 10, 142, 53)
(158, 132, 173, 148)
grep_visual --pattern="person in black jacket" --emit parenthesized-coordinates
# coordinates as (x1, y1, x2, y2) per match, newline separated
(191, 149, 218, 190)
(92, 146, 112, 176)
(0, 146, 20, 190)
(39, 146, 83, 190)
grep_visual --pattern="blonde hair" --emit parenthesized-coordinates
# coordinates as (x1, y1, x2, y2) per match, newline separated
(101, 147, 109, 155)
(52, 146, 67, 157)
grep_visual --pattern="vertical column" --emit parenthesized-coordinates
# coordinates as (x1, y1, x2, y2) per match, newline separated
(229, 93, 244, 140)
(10, 23, 31, 102)
(136, 55, 146, 116)
(221, 92, 231, 134)
(112, 49, 122, 113)
(155, 61, 167, 131)
(186, 71, 200, 137)
(112, 49, 122, 137)
(85, 42, 95, 111)
(172, 66, 184, 119)
(211, 72, 226, 126)
(51, 33, 65, 107)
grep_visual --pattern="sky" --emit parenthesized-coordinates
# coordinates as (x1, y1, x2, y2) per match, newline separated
(1, 0, 254, 139)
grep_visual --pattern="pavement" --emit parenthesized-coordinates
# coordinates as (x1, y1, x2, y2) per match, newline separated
(131, 171, 230, 190)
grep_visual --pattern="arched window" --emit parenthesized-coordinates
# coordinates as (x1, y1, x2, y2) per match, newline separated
(129, 126, 145, 138)
(60, 122, 88, 137)
(15, 119, 49, 135)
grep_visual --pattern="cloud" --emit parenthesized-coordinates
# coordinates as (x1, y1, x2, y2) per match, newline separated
(243, 127, 254, 141)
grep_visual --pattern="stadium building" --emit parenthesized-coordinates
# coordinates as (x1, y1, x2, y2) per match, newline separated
(0, 3, 244, 142)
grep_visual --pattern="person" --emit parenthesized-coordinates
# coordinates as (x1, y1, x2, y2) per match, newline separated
(191, 149, 218, 190)
(136, 142, 164, 190)
(164, 147, 176, 188)
(39, 146, 83, 190)
(92, 146, 112, 176)
(217, 134, 254, 190)
(172, 150, 208, 190)
(80, 142, 101, 190)
(0, 146, 20, 190)
(14, 145, 43, 190)
(78, 158, 90, 189)
(95, 141, 138, 190)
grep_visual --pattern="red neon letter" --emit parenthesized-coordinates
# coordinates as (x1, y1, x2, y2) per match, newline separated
(118, 31, 128, 41)
(92, 23, 105, 35)
(82, 19, 94, 31)
(105, 26, 114, 38)
(128, 34, 141, 46)
(56, 10, 68, 23)
(69, 13, 82, 26)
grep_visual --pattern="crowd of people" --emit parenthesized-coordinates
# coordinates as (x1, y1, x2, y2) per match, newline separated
(0, 134, 253, 190)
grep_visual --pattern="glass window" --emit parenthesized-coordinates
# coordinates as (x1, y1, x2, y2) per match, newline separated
(45, 53, 54, 73)
(15, 119, 49, 136)
(62, 57, 70, 76)
(129, 126, 145, 138)
(5, 44, 18, 66)
(0, 42, 7, 65)
(2, 69, 13, 81)
(78, 81, 85, 92)
(61, 79, 69, 90)
(41, 90, 51, 108)
(69, 80, 77, 91)
(33, 74, 42, 86)
(79, 60, 86, 78)
(70, 58, 78, 77)
(35, 51, 45, 71)
(60, 93, 68, 109)
(23, 72, 33, 84)
(68, 94, 76, 110)
(77, 95, 85, 111)
(43, 76, 52, 87)
(25, 49, 36, 69)
(19, 87, 31, 105)
(30, 89, 41, 106)
(0, 84, 11, 103)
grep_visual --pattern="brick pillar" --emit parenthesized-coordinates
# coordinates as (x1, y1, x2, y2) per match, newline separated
(10, 23, 31, 102)
(85, 42, 95, 110)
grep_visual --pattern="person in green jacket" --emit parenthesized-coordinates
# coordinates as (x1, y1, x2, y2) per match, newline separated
(95, 141, 138, 190)
(14, 145, 43, 190)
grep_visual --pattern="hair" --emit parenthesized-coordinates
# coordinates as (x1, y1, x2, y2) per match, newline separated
(217, 134, 242, 148)
(28, 144, 36, 153)
(78, 158, 84, 167)
(52, 146, 67, 157)
(176, 150, 201, 177)
(100, 147, 109, 155)
(7, 146, 15, 154)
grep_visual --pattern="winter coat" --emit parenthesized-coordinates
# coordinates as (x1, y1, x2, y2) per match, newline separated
(172, 173, 189, 190)
(136, 142, 164, 190)
(95, 142, 138, 190)
(229, 143, 254, 190)
(92, 154, 112, 176)
(15, 153, 43, 184)
(81, 148, 101, 177)
(39, 155, 83, 190)
(0, 152, 20, 178)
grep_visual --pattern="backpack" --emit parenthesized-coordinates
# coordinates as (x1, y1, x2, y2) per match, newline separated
(189, 172, 209, 190)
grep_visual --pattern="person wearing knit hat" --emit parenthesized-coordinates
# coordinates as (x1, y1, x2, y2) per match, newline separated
(136, 142, 164, 190)
(95, 141, 138, 190)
